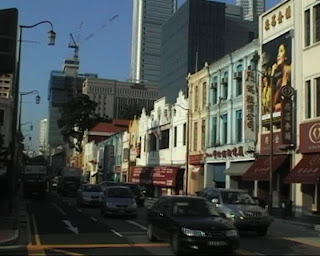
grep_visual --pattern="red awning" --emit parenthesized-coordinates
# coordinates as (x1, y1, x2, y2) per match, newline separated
(152, 166, 182, 187)
(129, 167, 153, 185)
(284, 154, 320, 184)
(129, 166, 184, 187)
(242, 155, 288, 181)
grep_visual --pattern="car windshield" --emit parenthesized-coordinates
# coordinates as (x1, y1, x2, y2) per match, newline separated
(83, 185, 101, 192)
(107, 188, 133, 198)
(172, 199, 220, 217)
(221, 191, 256, 205)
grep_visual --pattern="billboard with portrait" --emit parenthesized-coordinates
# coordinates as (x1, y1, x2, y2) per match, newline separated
(261, 32, 292, 116)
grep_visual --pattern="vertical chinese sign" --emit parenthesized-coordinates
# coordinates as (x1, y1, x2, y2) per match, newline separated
(281, 85, 294, 144)
(244, 70, 256, 141)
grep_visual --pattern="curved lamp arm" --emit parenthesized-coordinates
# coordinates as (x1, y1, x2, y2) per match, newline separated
(20, 21, 56, 46)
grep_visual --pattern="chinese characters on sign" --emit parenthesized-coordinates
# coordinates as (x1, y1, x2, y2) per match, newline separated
(260, 132, 284, 155)
(244, 70, 256, 141)
(206, 146, 244, 159)
(265, 5, 291, 31)
(281, 97, 293, 144)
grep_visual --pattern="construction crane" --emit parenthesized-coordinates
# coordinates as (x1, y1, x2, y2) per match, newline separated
(68, 33, 79, 59)
(68, 14, 119, 59)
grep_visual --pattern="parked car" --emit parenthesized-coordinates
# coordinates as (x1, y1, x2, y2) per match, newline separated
(100, 186, 137, 218)
(197, 188, 272, 236)
(146, 195, 239, 255)
(76, 184, 103, 207)
(98, 181, 119, 191)
(120, 183, 145, 207)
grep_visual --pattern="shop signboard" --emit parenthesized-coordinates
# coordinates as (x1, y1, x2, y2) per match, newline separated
(260, 131, 284, 155)
(244, 70, 256, 141)
(280, 85, 294, 144)
(300, 121, 320, 153)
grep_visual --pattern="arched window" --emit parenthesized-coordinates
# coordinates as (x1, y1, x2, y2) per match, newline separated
(235, 65, 243, 96)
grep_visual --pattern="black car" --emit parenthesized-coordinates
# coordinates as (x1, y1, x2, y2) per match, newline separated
(98, 181, 119, 192)
(120, 183, 145, 207)
(147, 196, 239, 255)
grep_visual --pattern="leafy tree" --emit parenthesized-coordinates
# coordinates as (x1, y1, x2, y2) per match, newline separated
(57, 94, 100, 153)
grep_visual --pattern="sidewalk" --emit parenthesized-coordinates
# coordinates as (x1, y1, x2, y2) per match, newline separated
(271, 207, 320, 231)
(0, 185, 28, 246)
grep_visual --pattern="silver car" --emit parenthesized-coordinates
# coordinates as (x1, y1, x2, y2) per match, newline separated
(76, 184, 103, 207)
(100, 186, 137, 218)
(198, 188, 272, 236)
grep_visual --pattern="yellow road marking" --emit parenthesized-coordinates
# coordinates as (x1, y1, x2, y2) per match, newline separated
(48, 248, 84, 256)
(27, 242, 169, 250)
(283, 237, 320, 248)
(31, 214, 41, 246)
(52, 203, 67, 216)
(28, 214, 46, 256)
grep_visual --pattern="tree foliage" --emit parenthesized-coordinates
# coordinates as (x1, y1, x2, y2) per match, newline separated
(57, 94, 102, 153)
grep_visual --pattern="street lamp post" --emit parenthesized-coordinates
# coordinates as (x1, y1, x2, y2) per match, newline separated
(8, 21, 56, 215)
(21, 121, 33, 131)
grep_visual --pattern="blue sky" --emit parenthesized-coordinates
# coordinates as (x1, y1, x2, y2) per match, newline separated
(0, 0, 280, 151)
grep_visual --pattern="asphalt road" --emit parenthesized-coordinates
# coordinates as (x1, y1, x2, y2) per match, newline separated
(1, 191, 320, 255)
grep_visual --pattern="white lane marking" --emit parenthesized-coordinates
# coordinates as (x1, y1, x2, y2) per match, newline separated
(125, 220, 147, 230)
(91, 217, 97, 222)
(110, 229, 123, 237)
(77, 208, 82, 212)
(52, 203, 67, 216)
(62, 220, 79, 235)
(236, 249, 264, 255)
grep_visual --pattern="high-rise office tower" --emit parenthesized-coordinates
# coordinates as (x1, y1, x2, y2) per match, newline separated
(236, 0, 265, 21)
(160, 0, 257, 102)
(130, 0, 177, 85)
(39, 118, 47, 156)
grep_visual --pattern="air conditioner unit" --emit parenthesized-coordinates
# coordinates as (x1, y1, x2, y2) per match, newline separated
(233, 72, 242, 79)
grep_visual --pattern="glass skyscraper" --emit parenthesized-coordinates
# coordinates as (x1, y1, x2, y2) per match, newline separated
(130, 0, 177, 85)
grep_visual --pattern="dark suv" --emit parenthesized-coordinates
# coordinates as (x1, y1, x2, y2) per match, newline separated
(120, 183, 145, 207)
(197, 188, 272, 236)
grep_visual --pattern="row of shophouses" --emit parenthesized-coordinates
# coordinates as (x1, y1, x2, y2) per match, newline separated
(73, 0, 320, 216)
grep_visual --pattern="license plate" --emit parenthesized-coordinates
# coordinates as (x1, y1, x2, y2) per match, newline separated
(208, 241, 227, 246)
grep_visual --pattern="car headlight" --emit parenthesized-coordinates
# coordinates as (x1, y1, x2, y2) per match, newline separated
(181, 227, 206, 237)
(129, 202, 137, 208)
(226, 210, 243, 219)
(225, 229, 238, 237)
(106, 202, 116, 208)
